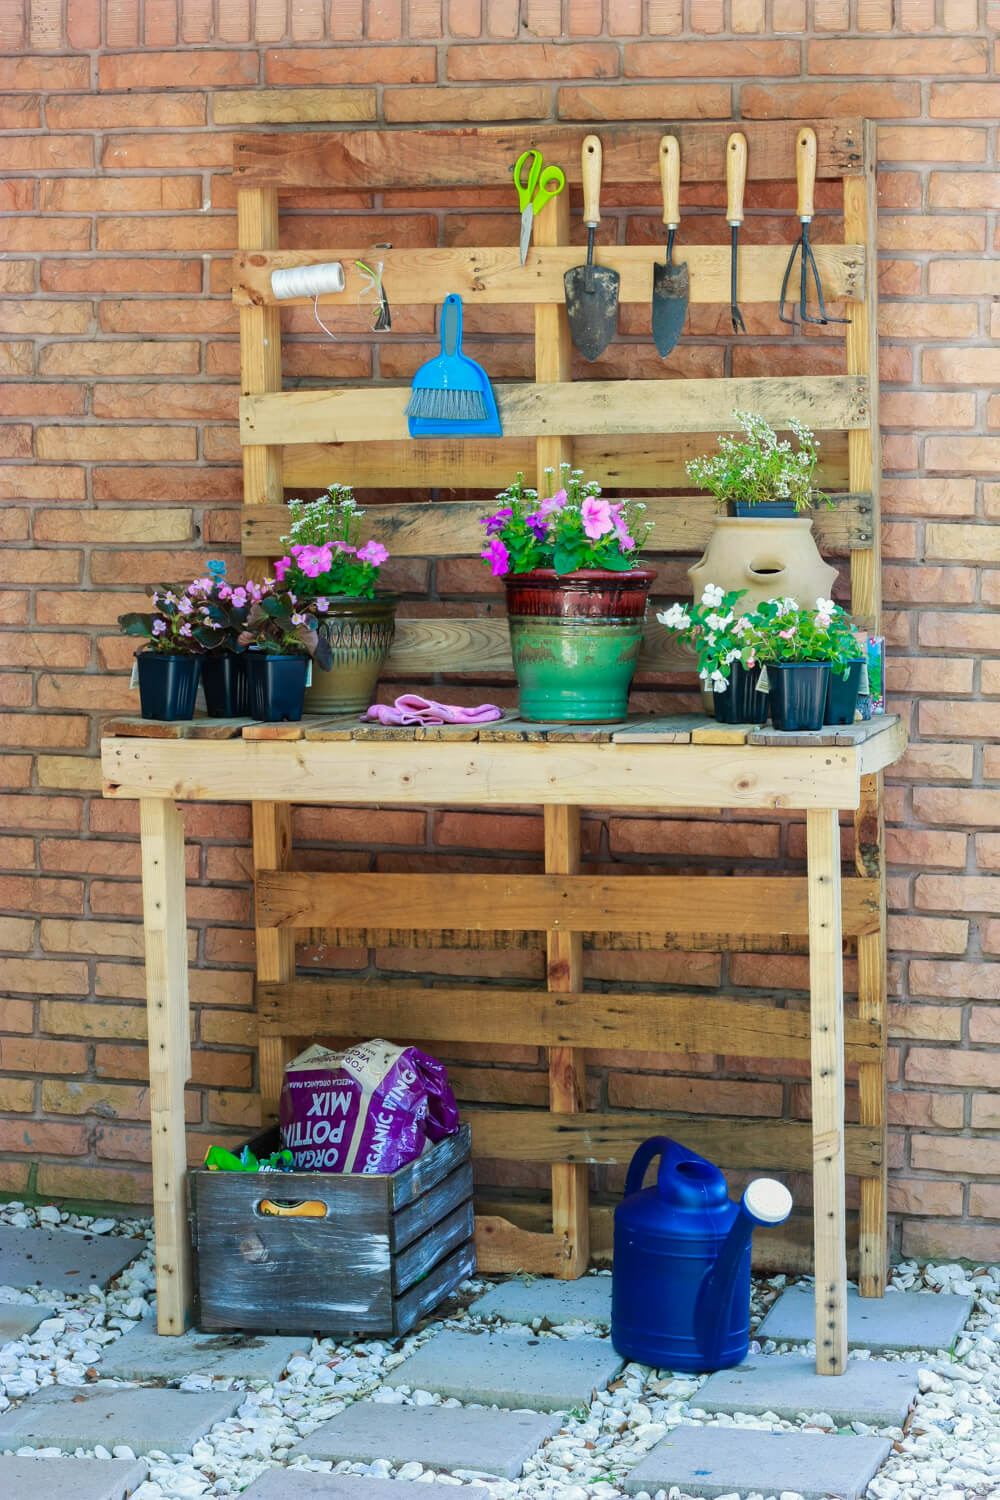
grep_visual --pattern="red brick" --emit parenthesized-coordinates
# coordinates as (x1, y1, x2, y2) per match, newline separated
(268, 46, 435, 84)
(41, 177, 201, 214)
(906, 1049, 999, 1089)
(0, 341, 33, 376)
(93, 464, 242, 502)
(0, 714, 87, 749)
(1, 1038, 88, 1071)
(646, 0, 682, 29)
(887, 916, 968, 955)
(0, 795, 82, 832)
(450, 42, 618, 79)
(0, 57, 90, 90)
(100, 299, 237, 335)
(37, 427, 197, 462)
(809, 37, 986, 72)
(0, 220, 89, 254)
(930, 81, 1000, 116)
(47, 92, 207, 129)
(880, 216, 985, 253)
(916, 874, 1000, 913)
(889, 1091, 964, 1129)
(918, 610, 1000, 649)
(625, 40, 798, 75)
(558, 84, 731, 118)
(886, 829, 967, 868)
(2, 384, 86, 417)
(972, 1093, 1000, 1127)
(41, 258, 201, 294)
(0, 634, 90, 670)
(5, 135, 93, 170)
(889, 1179, 963, 1217)
(92, 382, 235, 421)
(0, 464, 86, 500)
(879, 303, 977, 340)
(0, 835, 33, 869)
(36, 1163, 153, 1203)
(0, 1120, 89, 1156)
(450, 0, 483, 33)
(881, 392, 975, 429)
(99, 50, 258, 89)
(879, 126, 986, 162)
(742, 81, 919, 117)
(914, 788, 1000, 827)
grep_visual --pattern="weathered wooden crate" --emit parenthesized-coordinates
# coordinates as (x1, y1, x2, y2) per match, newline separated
(190, 1123, 474, 1336)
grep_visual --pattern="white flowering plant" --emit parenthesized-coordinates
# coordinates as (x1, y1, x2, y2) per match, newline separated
(745, 596, 865, 674)
(657, 584, 760, 693)
(686, 411, 828, 513)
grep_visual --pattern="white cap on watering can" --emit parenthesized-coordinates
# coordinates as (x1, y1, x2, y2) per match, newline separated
(743, 1177, 794, 1226)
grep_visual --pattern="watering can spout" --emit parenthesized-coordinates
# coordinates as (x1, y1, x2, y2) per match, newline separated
(694, 1178, 793, 1369)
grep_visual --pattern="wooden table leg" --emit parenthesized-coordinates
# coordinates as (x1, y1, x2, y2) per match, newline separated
(253, 803, 296, 1120)
(140, 797, 193, 1335)
(545, 804, 589, 1278)
(806, 807, 847, 1375)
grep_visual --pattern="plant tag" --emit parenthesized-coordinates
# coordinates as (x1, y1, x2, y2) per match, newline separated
(305, 661, 313, 687)
(858, 662, 870, 694)
(756, 665, 769, 693)
(129, 660, 139, 689)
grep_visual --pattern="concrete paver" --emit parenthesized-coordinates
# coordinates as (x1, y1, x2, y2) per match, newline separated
(695, 1354, 921, 1426)
(243, 1473, 489, 1499)
(624, 1425, 893, 1500)
(388, 1328, 622, 1411)
(289, 1400, 563, 1477)
(97, 1319, 302, 1383)
(471, 1275, 611, 1327)
(0, 1303, 57, 1343)
(758, 1285, 975, 1353)
(0, 1228, 144, 1294)
(0, 1384, 242, 1456)
(0, 1455, 148, 1499)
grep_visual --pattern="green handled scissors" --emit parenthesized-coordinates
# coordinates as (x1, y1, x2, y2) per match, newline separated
(514, 149, 566, 265)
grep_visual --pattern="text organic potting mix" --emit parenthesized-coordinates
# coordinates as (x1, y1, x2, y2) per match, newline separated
(279, 1039, 460, 1173)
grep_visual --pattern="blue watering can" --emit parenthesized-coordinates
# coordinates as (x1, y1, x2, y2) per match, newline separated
(611, 1136, 792, 1372)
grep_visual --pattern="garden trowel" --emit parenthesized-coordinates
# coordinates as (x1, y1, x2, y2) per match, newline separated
(564, 134, 619, 362)
(652, 134, 688, 357)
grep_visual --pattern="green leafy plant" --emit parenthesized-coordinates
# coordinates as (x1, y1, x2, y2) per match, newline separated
(657, 583, 759, 693)
(276, 486, 389, 601)
(237, 582, 334, 668)
(478, 464, 653, 577)
(686, 410, 829, 513)
(747, 596, 864, 675)
(118, 563, 255, 656)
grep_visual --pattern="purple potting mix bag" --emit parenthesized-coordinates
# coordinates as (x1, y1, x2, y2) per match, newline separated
(279, 1039, 460, 1174)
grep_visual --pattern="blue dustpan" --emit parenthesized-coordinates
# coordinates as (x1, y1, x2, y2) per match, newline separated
(405, 293, 502, 438)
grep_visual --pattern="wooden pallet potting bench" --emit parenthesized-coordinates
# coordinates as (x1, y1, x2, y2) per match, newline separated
(101, 119, 901, 1376)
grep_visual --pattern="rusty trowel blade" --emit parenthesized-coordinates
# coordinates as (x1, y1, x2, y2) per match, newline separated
(564, 264, 619, 363)
(652, 258, 689, 358)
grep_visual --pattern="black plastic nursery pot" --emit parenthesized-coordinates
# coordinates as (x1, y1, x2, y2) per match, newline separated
(714, 660, 769, 725)
(768, 661, 831, 732)
(824, 658, 864, 726)
(201, 651, 249, 717)
(247, 653, 308, 722)
(730, 499, 799, 518)
(137, 652, 200, 721)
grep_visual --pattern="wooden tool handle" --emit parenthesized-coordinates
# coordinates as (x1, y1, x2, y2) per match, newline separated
(796, 126, 817, 222)
(659, 135, 680, 230)
(581, 134, 602, 228)
(726, 131, 747, 227)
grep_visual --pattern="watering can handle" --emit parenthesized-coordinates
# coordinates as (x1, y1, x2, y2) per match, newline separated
(441, 293, 463, 357)
(624, 1136, 691, 1197)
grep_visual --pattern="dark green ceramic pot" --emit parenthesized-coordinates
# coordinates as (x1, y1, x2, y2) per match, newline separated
(303, 594, 398, 715)
(504, 568, 656, 723)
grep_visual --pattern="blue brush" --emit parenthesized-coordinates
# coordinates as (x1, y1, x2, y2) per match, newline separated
(405, 293, 502, 437)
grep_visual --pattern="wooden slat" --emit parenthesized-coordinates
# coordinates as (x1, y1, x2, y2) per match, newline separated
(382, 617, 684, 675)
(233, 120, 864, 190)
(241, 376, 871, 448)
(139, 798, 192, 1337)
(234, 244, 864, 309)
(847, 121, 881, 627)
(255, 871, 881, 936)
(282, 431, 852, 493)
(297, 927, 843, 954)
(469, 1110, 881, 1174)
(238, 187, 282, 533)
(255, 979, 884, 1064)
(856, 769, 887, 1299)
(545, 807, 589, 1278)
(474, 1215, 576, 1274)
(253, 804, 296, 1121)
(101, 736, 868, 809)
(242, 492, 873, 558)
(807, 807, 848, 1376)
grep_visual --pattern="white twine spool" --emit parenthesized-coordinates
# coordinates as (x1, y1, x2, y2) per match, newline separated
(270, 262, 346, 299)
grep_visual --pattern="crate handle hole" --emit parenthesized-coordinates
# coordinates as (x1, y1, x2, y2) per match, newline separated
(256, 1198, 328, 1218)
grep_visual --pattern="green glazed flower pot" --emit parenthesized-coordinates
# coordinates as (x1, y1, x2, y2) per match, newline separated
(504, 568, 656, 724)
(304, 594, 398, 715)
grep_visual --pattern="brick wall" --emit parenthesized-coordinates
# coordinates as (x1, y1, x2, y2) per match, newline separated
(1, 0, 997, 1264)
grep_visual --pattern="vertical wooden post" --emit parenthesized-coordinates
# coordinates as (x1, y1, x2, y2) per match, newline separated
(846, 122, 888, 1297)
(545, 804, 589, 1277)
(238, 185, 283, 571)
(253, 802, 296, 1120)
(140, 797, 193, 1335)
(806, 807, 847, 1376)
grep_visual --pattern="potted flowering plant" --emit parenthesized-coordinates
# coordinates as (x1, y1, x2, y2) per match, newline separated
(747, 596, 862, 732)
(187, 560, 255, 717)
(686, 412, 839, 620)
(238, 582, 333, 722)
(274, 485, 396, 714)
(657, 584, 767, 725)
(479, 464, 655, 722)
(118, 584, 207, 721)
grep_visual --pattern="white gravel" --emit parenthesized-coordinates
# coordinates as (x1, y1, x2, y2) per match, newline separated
(0, 1200, 997, 1500)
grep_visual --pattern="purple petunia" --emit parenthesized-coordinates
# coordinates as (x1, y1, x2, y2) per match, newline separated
(481, 537, 510, 577)
(481, 507, 513, 537)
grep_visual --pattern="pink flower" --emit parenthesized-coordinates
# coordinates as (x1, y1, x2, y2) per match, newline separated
(357, 540, 389, 567)
(151, 619, 166, 636)
(217, 583, 232, 600)
(245, 580, 261, 600)
(778, 626, 796, 639)
(314, 597, 329, 613)
(291, 612, 305, 625)
(333, 540, 357, 554)
(273, 558, 291, 583)
(581, 496, 613, 540)
(177, 595, 193, 615)
(816, 613, 832, 629)
(295, 544, 333, 579)
(179, 622, 192, 636)
(231, 587, 247, 608)
(481, 537, 510, 577)
(538, 488, 567, 518)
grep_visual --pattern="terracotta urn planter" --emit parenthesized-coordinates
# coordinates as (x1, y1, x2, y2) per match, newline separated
(303, 594, 398, 715)
(688, 517, 837, 616)
(503, 568, 656, 723)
